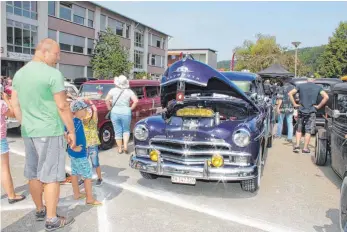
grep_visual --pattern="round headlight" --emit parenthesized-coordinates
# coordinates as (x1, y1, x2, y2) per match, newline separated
(233, 129, 251, 147)
(134, 125, 149, 141)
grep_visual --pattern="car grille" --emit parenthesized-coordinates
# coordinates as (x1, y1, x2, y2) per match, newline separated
(149, 137, 234, 165)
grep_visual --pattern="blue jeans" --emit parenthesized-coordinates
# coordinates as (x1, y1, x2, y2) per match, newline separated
(87, 145, 100, 168)
(111, 113, 131, 140)
(277, 113, 293, 139)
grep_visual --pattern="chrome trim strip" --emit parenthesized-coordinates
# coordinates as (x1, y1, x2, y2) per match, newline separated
(150, 138, 231, 148)
(161, 78, 207, 87)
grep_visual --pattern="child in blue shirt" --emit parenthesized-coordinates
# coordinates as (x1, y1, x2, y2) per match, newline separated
(66, 100, 102, 206)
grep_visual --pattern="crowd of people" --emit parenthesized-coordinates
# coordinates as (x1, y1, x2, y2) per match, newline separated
(0, 38, 138, 231)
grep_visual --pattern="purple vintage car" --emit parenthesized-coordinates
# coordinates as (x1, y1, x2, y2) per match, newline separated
(130, 56, 272, 192)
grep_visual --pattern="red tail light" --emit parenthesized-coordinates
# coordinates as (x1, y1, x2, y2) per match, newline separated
(176, 91, 184, 102)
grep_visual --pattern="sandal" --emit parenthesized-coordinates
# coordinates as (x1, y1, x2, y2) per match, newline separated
(124, 149, 129, 154)
(86, 200, 103, 207)
(8, 194, 26, 204)
(74, 193, 86, 200)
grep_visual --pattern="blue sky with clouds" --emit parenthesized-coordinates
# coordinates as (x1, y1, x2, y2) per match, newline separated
(98, 1, 347, 61)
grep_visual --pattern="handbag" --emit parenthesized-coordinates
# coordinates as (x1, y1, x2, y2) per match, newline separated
(105, 90, 124, 120)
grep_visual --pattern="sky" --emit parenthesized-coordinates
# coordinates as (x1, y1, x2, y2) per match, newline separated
(98, 1, 347, 61)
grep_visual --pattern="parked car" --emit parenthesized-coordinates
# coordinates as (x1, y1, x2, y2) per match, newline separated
(222, 71, 274, 147)
(78, 79, 161, 150)
(6, 81, 79, 131)
(130, 57, 271, 192)
(314, 82, 347, 231)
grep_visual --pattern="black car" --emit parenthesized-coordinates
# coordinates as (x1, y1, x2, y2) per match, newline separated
(314, 82, 347, 231)
(73, 77, 98, 90)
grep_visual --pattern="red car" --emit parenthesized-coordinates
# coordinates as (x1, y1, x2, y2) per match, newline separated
(79, 79, 161, 150)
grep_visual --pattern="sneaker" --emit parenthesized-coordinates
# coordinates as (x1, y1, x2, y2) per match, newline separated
(95, 179, 103, 187)
(35, 206, 46, 221)
(78, 179, 84, 186)
(293, 146, 300, 153)
(302, 148, 311, 154)
(45, 216, 75, 231)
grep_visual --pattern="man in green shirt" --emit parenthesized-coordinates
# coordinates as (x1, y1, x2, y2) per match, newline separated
(11, 38, 76, 231)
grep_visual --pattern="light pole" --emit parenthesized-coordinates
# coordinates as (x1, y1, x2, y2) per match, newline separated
(292, 41, 301, 78)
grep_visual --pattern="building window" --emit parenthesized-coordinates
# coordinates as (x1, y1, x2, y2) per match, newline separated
(72, 4, 85, 25)
(151, 34, 162, 48)
(149, 54, 163, 67)
(87, 39, 94, 55)
(135, 31, 144, 48)
(7, 19, 37, 55)
(125, 25, 130, 39)
(108, 18, 124, 37)
(59, 64, 85, 79)
(6, 1, 38, 20)
(88, 10, 94, 28)
(100, 14, 106, 31)
(87, 67, 93, 77)
(48, 29, 56, 40)
(59, 32, 85, 54)
(48, 1, 55, 16)
(59, 2, 72, 21)
(134, 50, 143, 69)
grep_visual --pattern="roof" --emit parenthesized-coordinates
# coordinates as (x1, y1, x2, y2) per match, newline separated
(313, 78, 343, 85)
(85, 79, 160, 87)
(220, 71, 258, 82)
(90, 1, 171, 37)
(333, 83, 347, 92)
(168, 48, 217, 53)
(258, 63, 294, 78)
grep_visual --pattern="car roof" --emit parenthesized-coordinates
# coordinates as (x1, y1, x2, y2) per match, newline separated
(220, 71, 259, 81)
(313, 78, 343, 85)
(333, 82, 347, 92)
(84, 79, 160, 87)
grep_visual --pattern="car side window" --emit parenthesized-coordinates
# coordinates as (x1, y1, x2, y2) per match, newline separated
(145, 86, 158, 98)
(336, 94, 347, 124)
(65, 86, 77, 96)
(132, 87, 145, 99)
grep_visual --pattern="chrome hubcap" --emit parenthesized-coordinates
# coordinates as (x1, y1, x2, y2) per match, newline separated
(103, 129, 111, 142)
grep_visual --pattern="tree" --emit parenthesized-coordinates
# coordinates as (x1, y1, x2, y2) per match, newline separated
(90, 28, 133, 79)
(233, 34, 309, 75)
(134, 72, 150, 80)
(318, 22, 347, 78)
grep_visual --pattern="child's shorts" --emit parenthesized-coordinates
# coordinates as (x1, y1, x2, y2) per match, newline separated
(1, 138, 9, 155)
(87, 145, 100, 168)
(71, 157, 92, 179)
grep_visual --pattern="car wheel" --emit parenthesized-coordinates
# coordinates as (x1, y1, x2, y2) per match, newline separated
(314, 129, 327, 166)
(140, 172, 158, 180)
(340, 176, 347, 232)
(99, 123, 115, 150)
(241, 149, 262, 193)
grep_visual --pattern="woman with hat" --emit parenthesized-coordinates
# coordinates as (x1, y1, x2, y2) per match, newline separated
(105, 75, 138, 154)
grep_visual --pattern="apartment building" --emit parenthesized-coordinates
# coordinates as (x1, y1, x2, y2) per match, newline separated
(0, 1, 169, 79)
(168, 48, 217, 69)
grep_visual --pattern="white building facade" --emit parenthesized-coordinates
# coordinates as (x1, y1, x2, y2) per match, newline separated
(168, 48, 217, 69)
(0, 1, 169, 79)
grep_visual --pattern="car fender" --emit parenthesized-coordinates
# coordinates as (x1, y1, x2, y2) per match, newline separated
(317, 128, 327, 140)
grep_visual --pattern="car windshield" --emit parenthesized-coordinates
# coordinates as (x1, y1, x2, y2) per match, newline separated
(316, 83, 331, 91)
(79, 83, 114, 99)
(230, 80, 252, 93)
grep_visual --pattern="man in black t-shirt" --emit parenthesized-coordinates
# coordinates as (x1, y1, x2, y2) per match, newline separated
(288, 78, 329, 153)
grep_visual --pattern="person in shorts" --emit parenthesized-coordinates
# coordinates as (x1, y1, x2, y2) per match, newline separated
(0, 85, 26, 204)
(11, 38, 76, 231)
(67, 100, 102, 206)
(288, 78, 329, 153)
(78, 98, 103, 186)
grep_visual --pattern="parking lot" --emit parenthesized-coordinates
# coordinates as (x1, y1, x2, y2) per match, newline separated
(1, 129, 342, 232)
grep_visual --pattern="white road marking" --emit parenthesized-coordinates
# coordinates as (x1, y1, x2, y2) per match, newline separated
(9, 149, 303, 232)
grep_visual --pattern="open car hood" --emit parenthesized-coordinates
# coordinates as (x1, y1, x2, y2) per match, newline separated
(160, 58, 259, 111)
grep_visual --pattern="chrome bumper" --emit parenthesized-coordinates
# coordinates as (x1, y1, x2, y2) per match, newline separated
(130, 154, 258, 181)
(6, 118, 20, 129)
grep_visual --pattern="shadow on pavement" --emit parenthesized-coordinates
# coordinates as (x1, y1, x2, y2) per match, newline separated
(137, 176, 256, 199)
(313, 208, 340, 232)
(311, 155, 342, 189)
(1, 205, 91, 232)
(1, 183, 29, 200)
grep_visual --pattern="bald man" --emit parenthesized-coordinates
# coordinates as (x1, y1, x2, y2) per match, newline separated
(11, 38, 76, 230)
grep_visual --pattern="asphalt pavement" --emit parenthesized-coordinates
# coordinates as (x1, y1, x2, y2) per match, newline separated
(1, 129, 342, 232)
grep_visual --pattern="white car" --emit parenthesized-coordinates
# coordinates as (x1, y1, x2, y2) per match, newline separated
(6, 82, 79, 131)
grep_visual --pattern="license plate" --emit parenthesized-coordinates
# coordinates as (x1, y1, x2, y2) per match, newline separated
(171, 176, 196, 185)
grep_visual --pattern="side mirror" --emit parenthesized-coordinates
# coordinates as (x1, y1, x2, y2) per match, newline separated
(332, 109, 347, 118)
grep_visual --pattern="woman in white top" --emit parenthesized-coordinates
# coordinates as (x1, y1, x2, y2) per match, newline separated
(105, 75, 138, 154)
